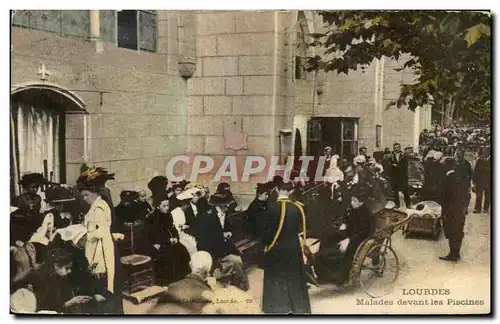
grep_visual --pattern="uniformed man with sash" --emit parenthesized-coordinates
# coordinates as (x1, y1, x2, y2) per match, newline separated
(261, 182, 311, 314)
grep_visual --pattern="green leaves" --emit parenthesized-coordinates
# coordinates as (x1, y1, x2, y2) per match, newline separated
(464, 23, 490, 47)
(310, 10, 491, 123)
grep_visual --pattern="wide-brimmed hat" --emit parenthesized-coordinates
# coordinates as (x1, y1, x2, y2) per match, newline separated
(177, 187, 202, 200)
(19, 173, 47, 187)
(44, 186, 76, 203)
(208, 192, 233, 206)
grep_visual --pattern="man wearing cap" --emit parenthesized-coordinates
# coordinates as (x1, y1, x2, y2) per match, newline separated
(196, 192, 248, 291)
(261, 182, 311, 314)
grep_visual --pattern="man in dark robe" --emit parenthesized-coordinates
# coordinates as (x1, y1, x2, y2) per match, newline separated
(473, 148, 491, 213)
(389, 143, 410, 208)
(261, 182, 311, 314)
(439, 158, 468, 262)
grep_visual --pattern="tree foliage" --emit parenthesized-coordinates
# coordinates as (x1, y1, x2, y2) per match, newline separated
(307, 11, 491, 124)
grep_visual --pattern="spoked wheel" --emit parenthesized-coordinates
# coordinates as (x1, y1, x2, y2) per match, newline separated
(358, 244, 399, 298)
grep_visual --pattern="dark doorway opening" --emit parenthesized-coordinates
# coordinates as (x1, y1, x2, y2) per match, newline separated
(307, 117, 359, 160)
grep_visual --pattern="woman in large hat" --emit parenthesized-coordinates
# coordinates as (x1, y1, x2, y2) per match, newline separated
(76, 169, 118, 298)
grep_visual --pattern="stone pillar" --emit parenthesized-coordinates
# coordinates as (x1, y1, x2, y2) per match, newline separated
(178, 11, 197, 79)
(89, 10, 100, 40)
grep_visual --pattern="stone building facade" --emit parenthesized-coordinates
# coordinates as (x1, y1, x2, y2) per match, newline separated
(10, 10, 431, 206)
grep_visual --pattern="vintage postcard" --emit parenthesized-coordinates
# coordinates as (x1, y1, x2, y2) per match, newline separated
(9, 9, 491, 315)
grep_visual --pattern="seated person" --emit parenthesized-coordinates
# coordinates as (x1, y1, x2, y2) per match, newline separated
(169, 183, 186, 211)
(196, 192, 249, 291)
(11, 247, 120, 314)
(11, 192, 44, 248)
(313, 186, 376, 284)
(151, 251, 214, 314)
(145, 197, 191, 286)
(171, 188, 204, 255)
(215, 182, 239, 213)
(136, 189, 153, 217)
(28, 186, 76, 263)
(115, 190, 142, 226)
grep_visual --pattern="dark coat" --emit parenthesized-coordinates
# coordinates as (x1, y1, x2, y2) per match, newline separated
(389, 152, 408, 186)
(261, 200, 311, 314)
(423, 160, 444, 201)
(455, 159, 473, 189)
(196, 207, 239, 260)
(473, 157, 491, 188)
(180, 203, 198, 236)
(145, 210, 191, 285)
(441, 171, 467, 241)
(245, 198, 268, 239)
(315, 203, 375, 282)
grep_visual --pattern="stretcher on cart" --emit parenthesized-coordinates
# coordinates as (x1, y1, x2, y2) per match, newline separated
(403, 201, 442, 240)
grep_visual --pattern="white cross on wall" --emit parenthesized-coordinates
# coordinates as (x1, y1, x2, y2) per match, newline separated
(37, 63, 51, 81)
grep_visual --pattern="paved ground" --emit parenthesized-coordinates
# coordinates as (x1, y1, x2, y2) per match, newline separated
(123, 193, 491, 315)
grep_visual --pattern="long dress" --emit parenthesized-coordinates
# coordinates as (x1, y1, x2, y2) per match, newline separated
(261, 199, 311, 314)
(145, 210, 191, 286)
(83, 196, 116, 294)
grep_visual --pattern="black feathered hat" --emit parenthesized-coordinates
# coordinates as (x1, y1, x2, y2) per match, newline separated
(77, 164, 115, 190)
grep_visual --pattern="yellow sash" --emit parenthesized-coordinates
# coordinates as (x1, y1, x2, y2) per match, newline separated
(264, 199, 307, 260)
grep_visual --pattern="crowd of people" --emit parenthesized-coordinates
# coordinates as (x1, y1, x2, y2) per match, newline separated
(10, 122, 491, 314)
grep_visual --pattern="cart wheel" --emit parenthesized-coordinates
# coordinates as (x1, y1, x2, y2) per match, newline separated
(358, 244, 400, 298)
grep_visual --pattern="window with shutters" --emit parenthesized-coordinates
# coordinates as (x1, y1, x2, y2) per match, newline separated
(11, 10, 90, 39)
(116, 10, 157, 52)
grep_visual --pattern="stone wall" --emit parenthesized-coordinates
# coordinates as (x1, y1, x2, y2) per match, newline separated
(11, 11, 189, 202)
(188, 10, 288, 206)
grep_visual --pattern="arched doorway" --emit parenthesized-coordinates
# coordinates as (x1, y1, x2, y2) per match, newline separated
(10, 83, 87, 199)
